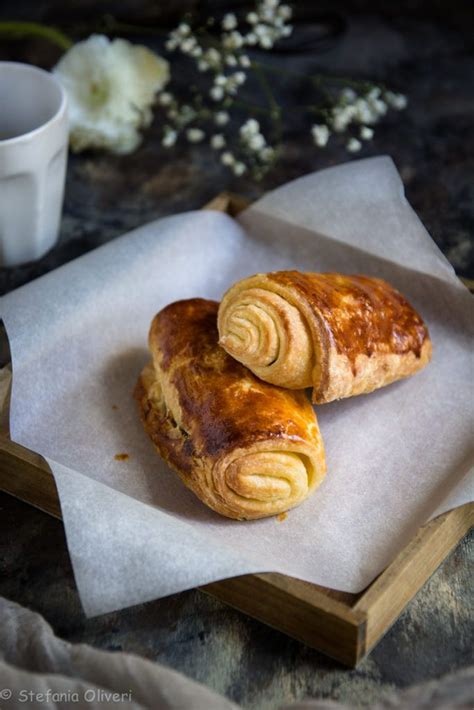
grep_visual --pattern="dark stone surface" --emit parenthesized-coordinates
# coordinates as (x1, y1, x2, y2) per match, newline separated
(0, 2, 472, 707)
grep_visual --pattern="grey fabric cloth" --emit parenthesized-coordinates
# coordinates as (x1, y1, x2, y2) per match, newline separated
(0, 596, 472, 709)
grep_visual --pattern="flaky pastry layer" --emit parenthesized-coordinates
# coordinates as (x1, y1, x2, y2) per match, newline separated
(135, 298, 326, 520)
(218, 271, 432, 404)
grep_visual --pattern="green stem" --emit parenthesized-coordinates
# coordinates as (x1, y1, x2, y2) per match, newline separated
(230, 98, 271, 116)
(251, 58, 376, 92)
(0, 21, 73, 50)
(251, 61, 283, 143)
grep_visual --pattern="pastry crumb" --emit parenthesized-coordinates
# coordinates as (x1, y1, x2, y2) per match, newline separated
(277, 512, 288, 522)
(114, 452, 129, 461)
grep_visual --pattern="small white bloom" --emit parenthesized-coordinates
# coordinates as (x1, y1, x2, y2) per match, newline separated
(54, 34, 170, 154)
(233, 161, 246, 176)
(248, 133, 266, 151)
(353, 98, 375, 125)
(215, 74, 227, 86)
(264, 0, 279, 8)
(347, 137, 362, 152)
(246, 12, 259, 24)
(245, 32, 258, 45)
(162, 128, 177, 147)
(198, 59, 209, 71)
(190, 46, 202, 58)
(225, 54, 238, 67)
(311, 124, 330, 147)
(341, 87, 356, 103)
(239, 54, 251, 68)
(210, 86, 224, 101)
(280, 25, 292, 37)
(260, 146, 275, 162)
(332, 106, 354, 132)
(221, 151, 235, 166)
(278, 4, 292, 20)
(369, 98, 387, 117)
(158, 91, 173, 106)
(177, 23, 191, 36)
(259, 35, 274, 49)
(385, 91, 408, 110)
(222, 13, 238, 30)
(261, 6, 276, 22)
(215, 111, 230, 125)
(187, 127, 205, 143)
(211, 134, 226, 149)
(180, 37, 197, 53)
(367, 86, 381, 101)
(360, 126, 374, 140)
(223, 31, 244, 49)
(165, 38, 179, 51)
(234, 71, 246, 85)
(240, 118, 260, 135)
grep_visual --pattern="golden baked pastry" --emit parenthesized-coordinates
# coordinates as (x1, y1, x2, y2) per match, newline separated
(218, 271, 432, 404)
(135, 298, 326, 520)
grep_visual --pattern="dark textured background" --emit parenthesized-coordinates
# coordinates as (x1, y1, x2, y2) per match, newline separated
(0, 1, 473, 707)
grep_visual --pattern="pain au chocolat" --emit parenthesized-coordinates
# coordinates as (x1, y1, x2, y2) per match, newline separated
(135, 298, 326, 520)
(218, 271, 432, 404)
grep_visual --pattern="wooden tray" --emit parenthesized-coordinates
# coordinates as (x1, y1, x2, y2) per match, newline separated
(0, 192, 472, 667)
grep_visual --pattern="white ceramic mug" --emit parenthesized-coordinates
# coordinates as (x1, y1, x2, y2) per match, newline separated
(0, 62, 68, 267)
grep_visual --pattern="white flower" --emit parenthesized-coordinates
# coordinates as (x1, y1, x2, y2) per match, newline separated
(245, 32, 258, 45)
(248, 133, 266, 150)
(221, 151, 235, 166)
(369, 97, 387, 117)
(246, 12, 259, 24)
(187, 128, 205, 143)
(385, 91, 408, 110)
(332, 106, 355, 132)
(223, 31, 244, 49)
(240, 118, 260, 135)
(360, 126, 374, 140)
(347, 137, 362, 152)
(341, 87, 356, 103)
(278, 5, 292, 20)
(215, 74, 227, 86)
(177, 23, 191, 36)
(162, 128, 177, 147)
(211, 134, 226, 149)
(180, 37, 197, 54)
(215, 111, 230, 126)
(311, 124, 330, 147)
(225, 54, 238, 67)
(367, 87, 381, 101)
(240, 54, 251, 68)
(233, 161, 246, 176)
(158, 92, 173, 106)
(210, 86, 224, 101)
(54, 35, 169, 154)
(222, 13, 238, 30)
(353, 98, 375, 125)
(198, 59, 209, 72)
(260, 146, 275, 162)
(234, 71, 246, 85)
(260, 34, 274, 49)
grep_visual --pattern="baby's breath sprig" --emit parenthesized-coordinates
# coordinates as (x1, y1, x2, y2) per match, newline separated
(158, 0, 407, 177)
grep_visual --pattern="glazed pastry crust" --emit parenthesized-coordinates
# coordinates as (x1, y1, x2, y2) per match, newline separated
(135, 298, 326, 520)
(218, 271, 432, 404)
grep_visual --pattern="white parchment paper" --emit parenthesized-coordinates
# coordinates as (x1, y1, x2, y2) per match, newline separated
(2, 156, 473, 616)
